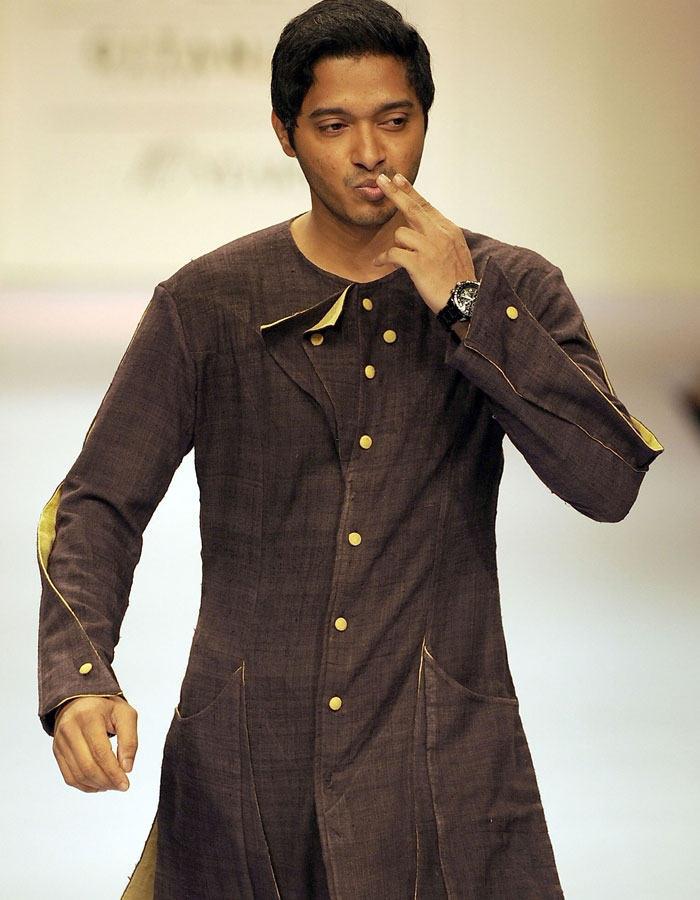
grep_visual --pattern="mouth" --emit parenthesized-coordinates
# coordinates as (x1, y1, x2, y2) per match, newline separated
(354, 180, 386, 202)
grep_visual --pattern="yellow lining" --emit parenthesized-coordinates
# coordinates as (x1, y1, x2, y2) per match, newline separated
(37, 484, 103, 661)
(628, 415, 663, 452)
(303, 287, 349, 333)
(581, 322, 662, 452)
(121, 819, 158, 900)
(260, 286, 350, 333)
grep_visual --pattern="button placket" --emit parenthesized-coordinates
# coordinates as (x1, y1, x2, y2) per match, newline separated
(321, 290, 382, 724)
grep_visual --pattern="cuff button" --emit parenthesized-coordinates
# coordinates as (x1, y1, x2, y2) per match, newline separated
(78, 662, 93, 675)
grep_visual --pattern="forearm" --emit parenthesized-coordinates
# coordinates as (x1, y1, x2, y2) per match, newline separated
(38, 286, 196, 729)
(447, 257, 661, 520)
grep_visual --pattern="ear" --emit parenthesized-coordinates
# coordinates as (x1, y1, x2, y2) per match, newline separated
(271, 110, 297, 158)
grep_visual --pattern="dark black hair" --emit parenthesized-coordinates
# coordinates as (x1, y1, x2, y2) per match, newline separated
(271, 0, 434, 146)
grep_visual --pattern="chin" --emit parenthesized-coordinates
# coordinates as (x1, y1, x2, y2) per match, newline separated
(346, 204, 398, 229)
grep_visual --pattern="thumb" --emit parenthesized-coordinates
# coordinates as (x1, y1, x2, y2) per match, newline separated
(110, 699, 139, 774)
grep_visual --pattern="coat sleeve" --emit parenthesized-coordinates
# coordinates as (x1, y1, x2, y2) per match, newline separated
(446, 255, 662, 522)
(37, 286, 196, 733)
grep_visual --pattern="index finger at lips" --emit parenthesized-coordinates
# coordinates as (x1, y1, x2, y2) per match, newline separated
(377, 173, 433, 228)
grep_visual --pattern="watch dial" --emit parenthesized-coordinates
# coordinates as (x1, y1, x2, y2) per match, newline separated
(454, 283, 478, 314)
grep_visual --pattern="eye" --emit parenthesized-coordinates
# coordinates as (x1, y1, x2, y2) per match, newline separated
(318, 122, 347, 134)
(381, 116, 408, 130)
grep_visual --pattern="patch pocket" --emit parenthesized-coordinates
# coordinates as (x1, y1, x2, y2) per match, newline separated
(423, 647, 540, 831)
(156, 664, 280, 899)
(422, 648, 559, 899)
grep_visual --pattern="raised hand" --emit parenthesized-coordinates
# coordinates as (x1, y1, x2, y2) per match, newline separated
(373, 173, 477, 315)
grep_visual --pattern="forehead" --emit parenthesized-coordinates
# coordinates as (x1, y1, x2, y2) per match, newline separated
(301, 54, 417, 115)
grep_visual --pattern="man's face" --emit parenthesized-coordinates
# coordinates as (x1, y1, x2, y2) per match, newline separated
(275, 54, 426, 230)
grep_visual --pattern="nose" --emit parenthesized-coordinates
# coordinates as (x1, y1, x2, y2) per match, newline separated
(351, 123, 386, 171)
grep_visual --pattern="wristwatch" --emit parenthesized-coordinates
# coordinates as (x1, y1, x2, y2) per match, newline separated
(436, 280, 480, 331)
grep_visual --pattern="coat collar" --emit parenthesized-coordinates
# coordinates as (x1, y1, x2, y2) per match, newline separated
(258, 286, 352, 448)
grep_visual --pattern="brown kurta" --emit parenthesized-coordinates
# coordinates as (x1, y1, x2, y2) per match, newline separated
(38, 221, 662, 900)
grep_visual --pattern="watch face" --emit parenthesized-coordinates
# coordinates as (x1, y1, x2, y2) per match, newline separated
(452, 282, 479, 315)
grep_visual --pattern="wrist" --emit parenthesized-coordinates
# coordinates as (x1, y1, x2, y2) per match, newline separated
(436, 280, 480, 332)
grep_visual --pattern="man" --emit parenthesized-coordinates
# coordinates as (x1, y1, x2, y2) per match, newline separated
(38, 1, 662, 898)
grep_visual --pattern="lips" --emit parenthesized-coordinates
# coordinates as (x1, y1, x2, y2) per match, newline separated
(354, 180, 385, 202)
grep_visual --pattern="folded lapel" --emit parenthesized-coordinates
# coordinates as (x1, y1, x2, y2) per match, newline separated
(259, 286, 351, 446)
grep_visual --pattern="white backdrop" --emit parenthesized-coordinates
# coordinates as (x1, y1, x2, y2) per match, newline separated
(2, 1, 699, 898)
(1, 0, 698, 296)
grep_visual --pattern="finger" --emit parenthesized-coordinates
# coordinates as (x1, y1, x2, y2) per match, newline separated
(373, 246, 417, 273)
(58, 709, 130, 791)
(53, 738, 101, 793)
(84, 724, 131, 791)
(376, 173, 435, 231)
(62, 726, 125, 791)
(393, 226, 428, 252)
(54, 704, 118, 790)
(112, 703, 139, 774)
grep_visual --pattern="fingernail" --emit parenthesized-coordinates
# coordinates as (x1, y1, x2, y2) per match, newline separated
(122, 758, 133, 773)
(394, 173, 407, 186)
(377, 173, 390, 185)
(118, 780, 129, 791)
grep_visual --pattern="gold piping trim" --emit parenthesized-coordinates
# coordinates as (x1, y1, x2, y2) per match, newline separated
(580, 322, 662, 452)
(241, 662, 283, 900)
(582, 321, 614, 394)
(51, 692, 123, 714)
(467, 348, 651, 471)
(260, 286, 350, 333)
(37, 484, 103, 661)
(413, 638, 426, 900)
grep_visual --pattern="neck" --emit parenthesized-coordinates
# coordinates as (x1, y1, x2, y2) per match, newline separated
(290, 206, 405, 282)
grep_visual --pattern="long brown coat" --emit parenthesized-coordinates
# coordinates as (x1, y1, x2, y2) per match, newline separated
(38, 221, 661, 900)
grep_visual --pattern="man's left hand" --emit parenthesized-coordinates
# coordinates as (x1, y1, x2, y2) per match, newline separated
(373, 173, 476, 315)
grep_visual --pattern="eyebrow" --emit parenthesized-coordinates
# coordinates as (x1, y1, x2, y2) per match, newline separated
(307, 99, 415, 119)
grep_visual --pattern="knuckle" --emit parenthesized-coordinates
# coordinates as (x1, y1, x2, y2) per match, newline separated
(92, 744, 112, 762)
(82, 761, 102, 780)
(407, 199, 423, 218)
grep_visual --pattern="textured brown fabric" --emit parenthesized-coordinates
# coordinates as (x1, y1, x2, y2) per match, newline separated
(38, 221, 661, 899)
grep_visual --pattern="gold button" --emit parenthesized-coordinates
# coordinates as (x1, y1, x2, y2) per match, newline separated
(506, 306, 519, 320)
(329, 696, 343, 711)
(364, 365, 376, 379)
(334, 617, 348, 632)
(78, 662, 93, 676)
(359, 434, 373, 450)
(383, 329, 397, 344)
(348, 532, 362, 546)
(362, 298, 374, 311)
(310, 333, 324, 346)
